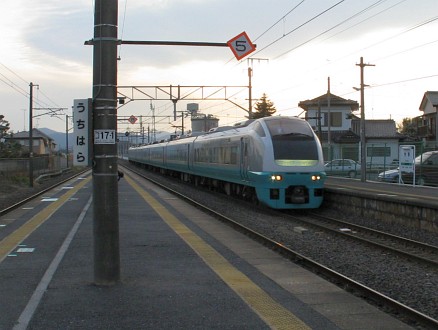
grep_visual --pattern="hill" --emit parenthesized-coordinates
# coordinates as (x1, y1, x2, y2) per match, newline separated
(39, 128, 73, 151)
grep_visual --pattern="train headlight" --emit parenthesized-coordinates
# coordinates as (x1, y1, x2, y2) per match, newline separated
(271, 174, 283, 181)
(311, 175, 321, 181)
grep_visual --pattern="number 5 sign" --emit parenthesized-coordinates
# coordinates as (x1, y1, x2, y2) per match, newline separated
(227, 32, 256, 60)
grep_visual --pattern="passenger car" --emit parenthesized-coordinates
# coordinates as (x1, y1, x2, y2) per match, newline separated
(378, 151, 438, 185)
(402, 151, 438, 186)
(377, 169, 400, 183)
(324, 159, 361, 178)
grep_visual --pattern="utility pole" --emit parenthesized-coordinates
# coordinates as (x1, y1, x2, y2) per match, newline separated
(356, 57, 375, 182)
(92, 0, 120, 285)
(247, 58, 268, 119)
(66, 115, 69, 168)
(248, 67, 252, 119)
(327, 77, 331, 162)
(28, 82, 39, 188)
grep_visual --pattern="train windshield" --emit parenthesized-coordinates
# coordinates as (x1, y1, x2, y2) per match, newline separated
(265, 118, 319, 166)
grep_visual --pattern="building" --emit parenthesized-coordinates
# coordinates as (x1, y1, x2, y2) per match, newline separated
(414, 91, 438, 148)
(351, 119, 402, 166)
(299, 92, 403, 165)
(7, 128, 57, 155)
(299, 92, 360, 160)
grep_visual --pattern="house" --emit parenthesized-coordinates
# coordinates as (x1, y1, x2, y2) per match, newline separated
(351, 119, 402, 166)
(414, 91, 438, 147)
(299, 92, 403, 165)
(7, 128, 57, 155)
(299, 92, 360, 160)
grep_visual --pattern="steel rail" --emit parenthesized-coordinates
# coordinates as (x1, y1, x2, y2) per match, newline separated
(0, 168, 91, 217)
(298, 212, 438, 268)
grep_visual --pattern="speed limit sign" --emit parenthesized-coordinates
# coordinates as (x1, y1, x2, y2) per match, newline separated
(227, 32, 256, 60)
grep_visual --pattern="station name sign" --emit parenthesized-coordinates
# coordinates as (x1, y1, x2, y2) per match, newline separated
(73, 99, 92, 166)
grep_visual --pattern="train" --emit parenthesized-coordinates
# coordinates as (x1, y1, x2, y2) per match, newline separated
(128, 116, 326, 209)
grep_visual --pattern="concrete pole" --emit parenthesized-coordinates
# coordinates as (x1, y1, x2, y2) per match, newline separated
(359, 57, 366, 182)
(248, 67, 252, 119)
(327, 77, 331, 161)
(66, 114, 69, 168)
(356, 57, 374, 182)
(28, 83, 34, 187)
(92, 0, 120, 285)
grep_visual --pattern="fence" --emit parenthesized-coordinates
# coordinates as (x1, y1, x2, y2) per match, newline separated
(322, 142, 438, 181)
(0, 155, 68, 184)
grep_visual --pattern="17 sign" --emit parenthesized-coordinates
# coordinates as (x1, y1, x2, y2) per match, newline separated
(227, 32, 256, 60)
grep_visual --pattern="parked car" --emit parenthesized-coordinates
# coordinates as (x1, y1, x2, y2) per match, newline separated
(402, 151, 438, 186)
(377, 168, 400, 183)
(324, 159, 361, 178)
(379, 152, 438, 185)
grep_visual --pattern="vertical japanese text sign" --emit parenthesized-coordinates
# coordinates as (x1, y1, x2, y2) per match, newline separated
(73, 99, 92, 166)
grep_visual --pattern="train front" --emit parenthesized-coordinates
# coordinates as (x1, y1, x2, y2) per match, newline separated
(255, 117, 326, 209)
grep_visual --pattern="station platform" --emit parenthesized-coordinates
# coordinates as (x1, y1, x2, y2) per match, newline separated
(325, 176, 438, 207)
(324, 176, 438, 232)
(0, 171, 414, 329)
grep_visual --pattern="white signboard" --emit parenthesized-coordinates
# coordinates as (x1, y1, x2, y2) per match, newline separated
(73, 99, 90, 166)
(94, 129, 116, 144)
(398, 145, 415, 185)
(399, 145, 415, 173)
(227, 31, 256, 60)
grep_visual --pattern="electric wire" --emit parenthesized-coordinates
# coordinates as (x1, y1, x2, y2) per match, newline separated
(273, 0, 390, 59)
(253, 0, 306, 42)
(118, 0, 128, 60)
(251, 0, 346, 57)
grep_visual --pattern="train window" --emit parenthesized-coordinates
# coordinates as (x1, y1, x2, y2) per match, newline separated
(266, 117, 314, 138)
(266, 118, 318, 166)
(230, 146, 238, 164)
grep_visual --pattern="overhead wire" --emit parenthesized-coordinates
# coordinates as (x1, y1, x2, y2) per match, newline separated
(334, 14, 438, 63)
(225, 0, 306, 65)
(272, 0, 390, 60)
(0, 61, 67, 123)
(319, 0, 408, 44)
(245, 0, 437, 119)
(253, 0, 306, 42)
(118, 0, 128, 60)
(251, 0, 346, 57)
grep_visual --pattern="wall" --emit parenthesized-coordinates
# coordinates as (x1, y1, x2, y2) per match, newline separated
(323, 187, 438, 233)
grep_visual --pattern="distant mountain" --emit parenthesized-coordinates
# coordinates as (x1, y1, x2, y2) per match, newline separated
(39, 128, 73, 151)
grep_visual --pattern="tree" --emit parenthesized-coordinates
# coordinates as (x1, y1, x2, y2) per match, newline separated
(397, 117, 417, 138)
(0, 115, 24, 158)
(0, 115, 10, 139)
(252, 93, 276, 119)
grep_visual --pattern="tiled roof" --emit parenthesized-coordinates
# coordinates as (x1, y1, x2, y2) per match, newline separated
(11, 128, 53, 140)
(299, 93, 359, 111)
(352, 119, 401, 138)
(317, 130, 360, 143)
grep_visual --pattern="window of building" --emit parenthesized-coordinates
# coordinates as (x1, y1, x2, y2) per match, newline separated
(322, 112, 342, 127)
(367, 146, 391, 157)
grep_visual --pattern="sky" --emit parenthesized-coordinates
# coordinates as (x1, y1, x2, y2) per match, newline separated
(1, 0, 437, 135)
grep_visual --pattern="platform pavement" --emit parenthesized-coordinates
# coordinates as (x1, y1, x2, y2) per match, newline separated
(0, 172, 413, 329)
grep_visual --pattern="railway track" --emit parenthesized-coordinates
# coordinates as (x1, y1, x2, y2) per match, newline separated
(288, 212, 438, 268)
(0, 168, 90, 217)
(120, 163, 438, 329)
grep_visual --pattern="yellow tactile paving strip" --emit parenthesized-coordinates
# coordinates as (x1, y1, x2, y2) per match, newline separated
(125, 174, 310, 330)
(0, 176, 91, 263)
